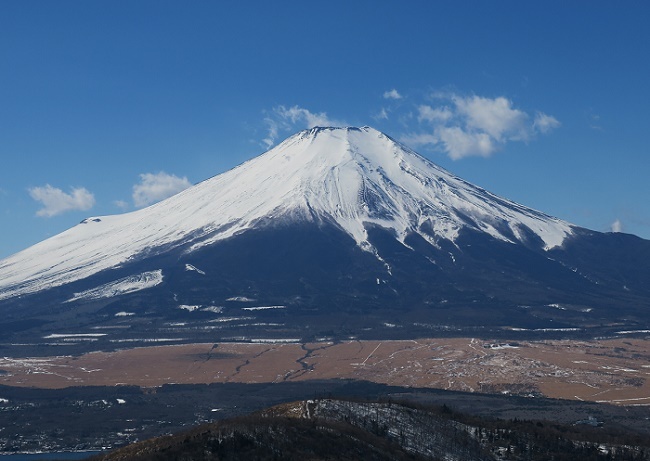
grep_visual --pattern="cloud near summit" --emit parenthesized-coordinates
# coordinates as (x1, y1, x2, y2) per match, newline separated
(133, 172, 192, 208)
(260, 92, 559, 161)
(29, 184, 95, 217)
(263, 105, 346, 148)
(405, 93, 561, 160)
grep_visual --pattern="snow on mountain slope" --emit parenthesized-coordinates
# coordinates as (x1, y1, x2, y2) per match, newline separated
(65, 270, 163, 303)
(0, 126, 574, 300)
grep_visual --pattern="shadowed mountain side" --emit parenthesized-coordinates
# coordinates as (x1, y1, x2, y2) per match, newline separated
(1, 127, 649, 346)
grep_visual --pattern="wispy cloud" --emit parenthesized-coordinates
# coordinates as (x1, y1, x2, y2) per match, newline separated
(132, 172, 192, 208)
(29, 184, 95, 217)
(435, 127, 496, 159)
(533, 112, 561, 134)
(275, 105, 341, 128)
(417, 105, 453, 123)
(259, 92, 559, 159)
(406, 92, 560, 160)
(374, 107, 389, 120)
(113, 200, 129, 210)
(587, 111, 604, 131)
(262, 116, 281, 150)
(383, 89, 402, 100)
(262, 105, 345, 148)
(453, 95, 529, 142)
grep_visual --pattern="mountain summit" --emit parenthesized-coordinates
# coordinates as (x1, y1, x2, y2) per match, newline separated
(0, 126, 572, 300)
(1, 127, 649, 347)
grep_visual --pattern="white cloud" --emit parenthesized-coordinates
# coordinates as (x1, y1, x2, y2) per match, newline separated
(373, 107, 389, 121)
(132, 172, 192, 208)
(533, 112, 561, 134)
(383, 89, 402, 100)
(113, 200, 129, 210)
(436, 126, 497, 160)
(408, 93, 560, 160)
(258, 93, 559, 159)
(406, 127, 496, 160)
(417, 105, 453, 123)
(262, 116, 280, 149)
(401, 132, 438, 148)
(262, 105, 345, 148)
(453, 95, 529, 142)
(611, 219, 623, 233)
(275, 105, 341, 128)
(29, 184, 95, 217)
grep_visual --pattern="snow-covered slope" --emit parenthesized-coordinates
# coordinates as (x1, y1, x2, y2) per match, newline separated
(0, 126, 574, 300)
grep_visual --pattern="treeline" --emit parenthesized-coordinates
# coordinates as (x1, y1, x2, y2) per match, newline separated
(92, 398, 650, 461)
(90, 415, 432, 461)
(305, 398, 649, 461)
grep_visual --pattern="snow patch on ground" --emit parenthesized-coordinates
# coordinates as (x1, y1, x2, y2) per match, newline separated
(209, 316, 254, 323)
(43, 333, 107, 339)
(185, 264, 205, 275)
(483, 343, 519, 350)
(66, 270, 163, 302)
(249, 338, 301, 343)
(109, 338, 187, 343)
(507, 327, 581, 332)
(241, 305, 286, 311)
(179, 305, 224, 313)
(617, 330, 650, 335)
(226, 296, 256, 302)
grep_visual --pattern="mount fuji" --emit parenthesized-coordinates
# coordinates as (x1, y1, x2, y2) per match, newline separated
(1, 126, 649, 349)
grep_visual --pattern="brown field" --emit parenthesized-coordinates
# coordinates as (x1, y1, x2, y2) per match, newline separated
(2, 337, 650, 405)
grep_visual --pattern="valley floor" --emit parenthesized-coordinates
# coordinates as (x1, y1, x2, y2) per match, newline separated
(2, 337, 650, 405)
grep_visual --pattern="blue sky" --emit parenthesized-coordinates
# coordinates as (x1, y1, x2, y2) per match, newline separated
(1, 1, 649, 258)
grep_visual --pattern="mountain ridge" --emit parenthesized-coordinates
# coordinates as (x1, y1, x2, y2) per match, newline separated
(0, 126, 574, 301)
(0, 126, 649, 346)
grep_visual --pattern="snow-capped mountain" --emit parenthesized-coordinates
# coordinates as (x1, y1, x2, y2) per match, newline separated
(1, 126, 649, 347)
(0, 127, 572, 300)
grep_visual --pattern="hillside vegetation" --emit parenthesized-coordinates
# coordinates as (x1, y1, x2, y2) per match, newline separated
(93, 398, 650, 461)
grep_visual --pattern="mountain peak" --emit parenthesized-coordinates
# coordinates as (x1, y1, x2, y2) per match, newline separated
(265, 124, 573, 249)
(0, 127, 574, 300)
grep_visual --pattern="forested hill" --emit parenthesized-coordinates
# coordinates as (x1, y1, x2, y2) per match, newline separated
(93, 398, 650, 461)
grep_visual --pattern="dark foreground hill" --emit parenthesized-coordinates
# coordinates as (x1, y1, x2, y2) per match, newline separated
(93, 398, 650, 461)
